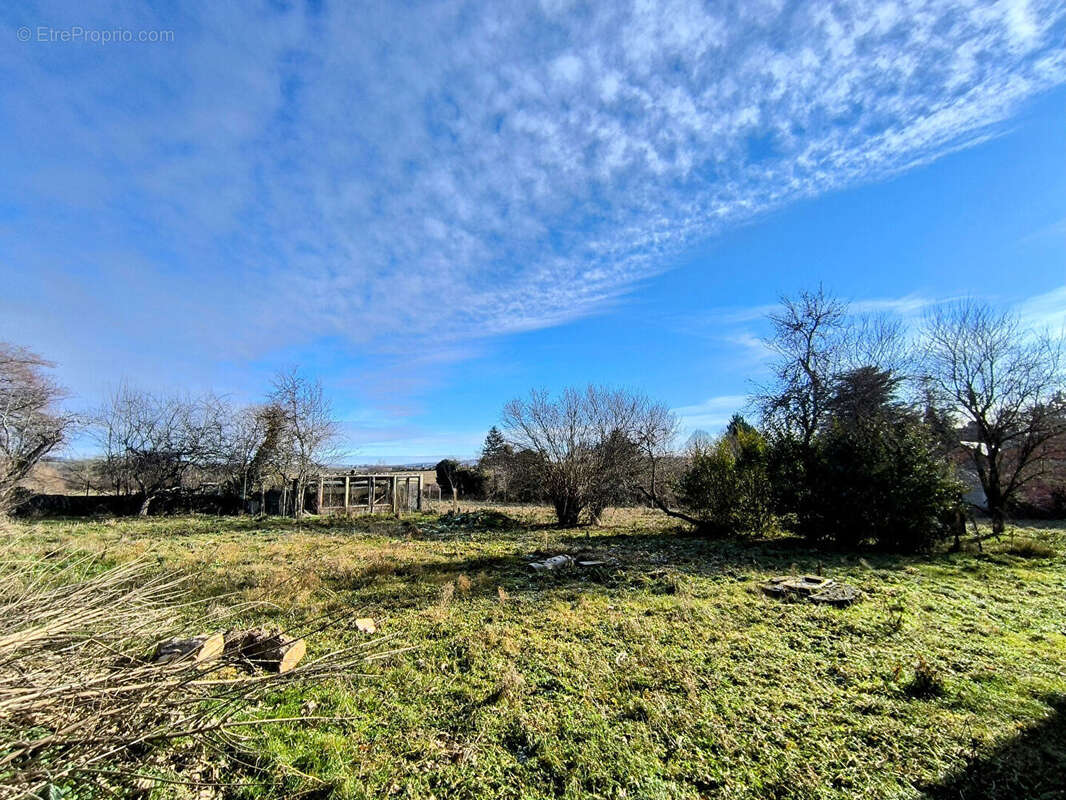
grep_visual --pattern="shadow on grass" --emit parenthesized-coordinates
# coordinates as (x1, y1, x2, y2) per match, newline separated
(322, 526, 945, 602)
(921, 695, 1066, 799)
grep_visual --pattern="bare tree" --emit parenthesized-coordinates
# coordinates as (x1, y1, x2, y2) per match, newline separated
(923, 300, 1066, 533)
(503, 386, 670, 527)
(215, 404, 274, 509)
(757, 287, 917, 436)
(756, 287, 848, 445)
(630, 401, 685, 517)
(0, 344, 71, 514)
(94, 386, 229, 516)
(843, 313, 912, 378)
(268, 369, 339, 517)
(58, 459, 102, 497)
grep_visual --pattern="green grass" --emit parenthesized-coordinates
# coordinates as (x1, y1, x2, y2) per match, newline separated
(8, 509, 1066, 799)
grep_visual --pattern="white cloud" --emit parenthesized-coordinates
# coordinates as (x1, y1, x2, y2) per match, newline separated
(723, 332, 773, 362)
(673, 394, 750, 434)
(850, 294, 939, 317)
(3, 0, 1065, 380)
(550, 54, 584, 84)
(1018, 285, 1066, 332)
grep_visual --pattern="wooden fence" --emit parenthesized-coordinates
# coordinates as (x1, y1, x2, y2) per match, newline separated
(313, 473, 424, 515)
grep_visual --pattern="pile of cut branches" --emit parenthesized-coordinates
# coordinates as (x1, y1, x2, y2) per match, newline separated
(0, 539, 396, 797)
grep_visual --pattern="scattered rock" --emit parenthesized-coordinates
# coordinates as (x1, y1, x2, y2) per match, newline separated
(528, 554, 610, 571)
(530, 554, 575, 571)
(761, 575, 834, 597)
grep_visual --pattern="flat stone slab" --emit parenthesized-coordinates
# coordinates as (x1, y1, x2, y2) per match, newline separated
(809, 583, 862, 607)
(760, 575, 861, 607)
(761, 575, 835, 596)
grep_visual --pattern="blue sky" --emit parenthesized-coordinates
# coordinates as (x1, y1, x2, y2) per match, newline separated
(1, 0, 1064, 463)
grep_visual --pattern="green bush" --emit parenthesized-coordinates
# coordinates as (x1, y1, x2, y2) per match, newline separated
(766, 369, 964, 552)
(674, 424, 774, 536)
(810, 418, 964, 551)
(435, 459, 488, 499)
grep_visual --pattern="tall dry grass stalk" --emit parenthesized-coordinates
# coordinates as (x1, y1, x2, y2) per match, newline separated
(0, 532, 396, 797)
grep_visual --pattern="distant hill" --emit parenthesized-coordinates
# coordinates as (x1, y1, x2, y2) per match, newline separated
(20, 459, 86, 495)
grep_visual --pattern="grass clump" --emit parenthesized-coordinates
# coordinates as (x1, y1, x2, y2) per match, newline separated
(898, 654, 946, 699)
(1006, 536, 1058, 558)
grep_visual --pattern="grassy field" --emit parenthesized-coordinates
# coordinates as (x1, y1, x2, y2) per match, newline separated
(7, 508, 1066, 799)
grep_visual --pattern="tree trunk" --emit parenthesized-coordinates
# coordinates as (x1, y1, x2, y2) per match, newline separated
(138, 494, 153, 516)
(152, 633, 225, 664)
(638, 486, 704, 528)
(984, 466, 1006, 535)
(225, 629, 306, 673)
(292, 479, 303, 518)
(553, 495, 581, 527)
(989, 505, 1006, 535)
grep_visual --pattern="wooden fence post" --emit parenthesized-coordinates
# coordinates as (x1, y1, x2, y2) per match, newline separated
(368, 477, 375, 514)
(417, 474, 423, 511)
(391, 475, 399, 515)
(317, 476, 324, 514)
(344, 475, 350, 515)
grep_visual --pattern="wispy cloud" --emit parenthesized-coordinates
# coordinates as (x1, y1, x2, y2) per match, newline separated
(850, 294, 940, 317)
(1020, 215, 1066, 244)
(2, 0, 1065, 386)
(673, 394, 750, 435)
(1018, 285, 1066, 332)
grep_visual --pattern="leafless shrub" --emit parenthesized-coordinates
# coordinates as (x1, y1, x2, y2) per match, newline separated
(267, 369, 340, 517)
(0, 535, 395, 796)
(502, 385, 675, 527)
(439, 580, 455, 607)
(92, 385, 232, 515)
